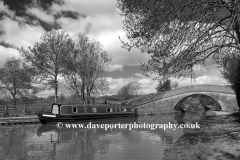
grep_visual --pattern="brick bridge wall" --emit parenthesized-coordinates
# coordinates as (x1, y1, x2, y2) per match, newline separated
(124, 85, 238, 115)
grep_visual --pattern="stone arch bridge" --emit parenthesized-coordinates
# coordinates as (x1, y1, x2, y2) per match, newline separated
(123, 85, 238, 115)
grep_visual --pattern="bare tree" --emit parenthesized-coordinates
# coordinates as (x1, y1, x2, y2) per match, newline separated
(117, 0, 240, 80)
(92, 77, 110, 97)
(21, 30, 74, 103)
(0, 57, 38, 105)
(63, 33, 111, 104)
(117, 81, 140, 100)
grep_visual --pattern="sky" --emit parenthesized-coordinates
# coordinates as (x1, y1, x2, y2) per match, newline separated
(0, 0, 229, 97)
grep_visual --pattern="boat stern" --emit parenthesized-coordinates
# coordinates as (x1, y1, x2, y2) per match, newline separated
(38, 103, 61, 124)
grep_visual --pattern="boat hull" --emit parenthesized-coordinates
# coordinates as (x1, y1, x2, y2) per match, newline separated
(38, 112, 138, 124)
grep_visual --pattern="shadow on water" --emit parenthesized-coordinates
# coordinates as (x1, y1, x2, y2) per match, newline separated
(174, 111, 205, 125)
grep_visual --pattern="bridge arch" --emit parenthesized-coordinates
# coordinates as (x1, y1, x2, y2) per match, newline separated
(124, 85, 238, 115)
(173, 94, 222, 111)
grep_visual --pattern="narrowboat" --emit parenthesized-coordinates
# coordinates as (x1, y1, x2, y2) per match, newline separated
(38, 103, 139, 124)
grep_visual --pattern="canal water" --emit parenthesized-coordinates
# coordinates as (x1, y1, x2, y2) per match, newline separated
(0, 113, 201, 160)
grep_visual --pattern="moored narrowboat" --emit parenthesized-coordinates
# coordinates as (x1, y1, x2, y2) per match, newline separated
(38, 103, 139, 124)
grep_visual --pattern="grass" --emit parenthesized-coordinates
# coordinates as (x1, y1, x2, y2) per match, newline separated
(163, 112, 240, 160)
(163, 143, 211, 160)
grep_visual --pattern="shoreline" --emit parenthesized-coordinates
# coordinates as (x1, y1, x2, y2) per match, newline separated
(0, 111, 239, 125)
(0, 116, 40, 126)
(163, 111, 240, 160)
(206, 110, 240, 116)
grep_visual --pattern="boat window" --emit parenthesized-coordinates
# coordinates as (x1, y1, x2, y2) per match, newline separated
(52, 104, 59, 114)
(92, 107, 97, 113)
(72, 106, 78, 113)
(120, 107, 127, 112)
(106, 107, 113, 112)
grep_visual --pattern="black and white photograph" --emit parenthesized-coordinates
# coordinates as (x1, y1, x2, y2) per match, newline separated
(0, 0, 240, 159)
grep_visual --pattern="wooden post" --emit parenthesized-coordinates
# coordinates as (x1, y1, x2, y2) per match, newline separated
(22, 105, 26, 116)
(41, 105, 44, 113)
(84, 105, 87, 114)
(5, 105, 8, 112)
(4, 105, 9, 117)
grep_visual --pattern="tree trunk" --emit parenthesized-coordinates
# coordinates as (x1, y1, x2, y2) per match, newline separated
(234, 62, 240, 110)
(54, 75, 58, 103)
(13, 94, 17, 107)
(87, 92, 90, 104)
(81, 87, 85, 104)
(235, 89, 240, 110)
(233, 18, 240, 110)
(86, 87, 90, 104)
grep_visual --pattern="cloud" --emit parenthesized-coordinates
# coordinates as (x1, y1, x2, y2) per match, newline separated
(1, 0, 60, 31)
(95, 31, 149, 66)
(59, 10, 83, 19)
(0, 1, 15, 18)
(52, 0, 117, 17)
(192, 59, 223, 78)
(106, 75, 158, 95)
(0, 16, 44, 49)
(1, 0, 149, 68)
(194, 75, 228, 85)
(26, 7, 55, 23)
(44, 1, 149, 79)
(0, 41, 16, 49)
(170, 75, 228, 87)
(0, 46, 20, 67)
(106, 64, 123, 72)
(56, 16, 91, 37)
(51, 0, 123, 34)
(106, 65, 143, 78)
(138, 78, 159, 94)
(37, 83, 72, 98)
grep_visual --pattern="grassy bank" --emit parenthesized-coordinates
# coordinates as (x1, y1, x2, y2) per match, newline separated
(163, 112, 240, 160)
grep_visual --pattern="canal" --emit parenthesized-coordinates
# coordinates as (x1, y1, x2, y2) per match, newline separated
(0, 112, 213, 160)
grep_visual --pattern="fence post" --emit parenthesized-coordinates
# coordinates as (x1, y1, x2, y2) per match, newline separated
(4, 105, 9, 117)
(41, 105, 44, 113)
(22, 105, 26, 116)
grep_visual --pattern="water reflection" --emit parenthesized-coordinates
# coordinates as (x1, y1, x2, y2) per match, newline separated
(0, 113, 205, 160)
(174, 111, 205, 124)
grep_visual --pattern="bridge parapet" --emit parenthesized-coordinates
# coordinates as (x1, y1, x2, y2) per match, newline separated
(153, 85, 234, 101)
(125, 85, 235, 106)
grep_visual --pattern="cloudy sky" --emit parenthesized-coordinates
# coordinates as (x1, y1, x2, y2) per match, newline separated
(0, 0, 229, 97)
